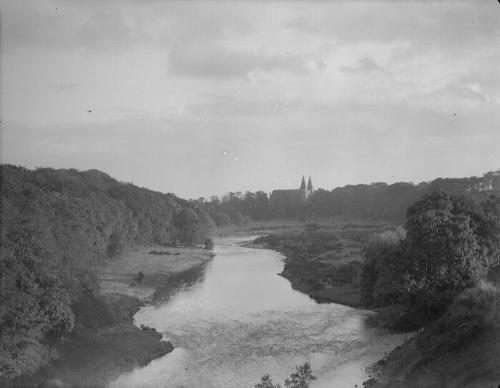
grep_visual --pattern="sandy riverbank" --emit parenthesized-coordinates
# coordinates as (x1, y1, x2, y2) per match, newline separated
(13, 245, 212, 388)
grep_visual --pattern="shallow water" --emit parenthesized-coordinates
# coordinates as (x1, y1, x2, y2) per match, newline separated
(109, 236, 408, 388)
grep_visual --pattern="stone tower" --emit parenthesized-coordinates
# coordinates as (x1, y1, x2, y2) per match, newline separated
(307, 176, 313, 198)
(300, 176, 306, 191)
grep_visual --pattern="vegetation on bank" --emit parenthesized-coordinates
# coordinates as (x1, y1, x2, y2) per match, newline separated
(366, 277, 500, 387)
(360, 191, 500, 387)
(0, 165, 214, 380)
(199, 169, 500, 222)
(255, 362, 316, 388)
(254, 192, 500, 387)
(361, 191, 500, 329)
(254, 223, 394, 306)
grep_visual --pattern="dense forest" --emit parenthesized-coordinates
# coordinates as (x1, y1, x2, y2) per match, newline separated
(200, 170, 500, 222)
(0, 165, 213, 379)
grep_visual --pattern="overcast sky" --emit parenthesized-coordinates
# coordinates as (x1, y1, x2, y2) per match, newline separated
(1, 1, 500, 198)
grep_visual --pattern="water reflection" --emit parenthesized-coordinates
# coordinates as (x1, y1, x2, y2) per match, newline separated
(110, 236, 407, 388)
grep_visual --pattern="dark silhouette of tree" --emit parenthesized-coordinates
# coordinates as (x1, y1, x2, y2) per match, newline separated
(173, 208, 206, 247)
(255, 374, 281, 388)
(255, 362, 316, 388)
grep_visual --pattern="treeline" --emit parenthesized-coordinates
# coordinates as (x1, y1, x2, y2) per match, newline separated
(361, 191, 500, 328)
(0, 165, 213, 380)
(310, 172, 500, 220)
(199, 170, 500, 222)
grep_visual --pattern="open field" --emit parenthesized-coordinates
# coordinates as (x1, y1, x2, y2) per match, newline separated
(98, 245, 212, 301)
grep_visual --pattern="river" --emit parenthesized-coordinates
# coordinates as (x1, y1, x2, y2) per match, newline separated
(109, 236, 408, 388)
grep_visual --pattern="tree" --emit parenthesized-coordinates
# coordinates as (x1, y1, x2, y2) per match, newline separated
(284, 362, 317, 388)
(0, 165, 214, 379)
(213, 212, 232, 229)
(403, 191, 495, 319)
(231, 211, 245, 226)
(173, 208, 206, 247)
(204, 238, 214, 250)
(255, 362, 316, 388)
(255, 374, 281, 388)
(361, 228, 406, 307)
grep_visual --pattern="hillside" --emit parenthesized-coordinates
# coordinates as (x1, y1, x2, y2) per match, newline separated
(0, 165, 214, 382)
(367, 266, 500, 388)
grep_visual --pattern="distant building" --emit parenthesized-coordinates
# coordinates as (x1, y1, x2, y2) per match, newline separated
(270, 176, 314, 202)
(465, 169, 500, 192)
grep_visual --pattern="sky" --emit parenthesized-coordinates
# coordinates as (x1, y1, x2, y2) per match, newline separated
(1, 0, 500, 199)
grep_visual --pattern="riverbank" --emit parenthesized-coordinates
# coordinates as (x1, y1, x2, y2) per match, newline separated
(12, 245, 212, 388)
(248, 220, 396, 307)
(243, 219, 500, 388)
(364, 266, 500, 388)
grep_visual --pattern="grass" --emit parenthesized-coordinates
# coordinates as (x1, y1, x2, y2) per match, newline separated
(250, 219, 397, 306)
(368, 275, 500, 387)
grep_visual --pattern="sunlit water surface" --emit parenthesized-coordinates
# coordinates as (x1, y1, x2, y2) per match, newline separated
(109, 236, 408, 388)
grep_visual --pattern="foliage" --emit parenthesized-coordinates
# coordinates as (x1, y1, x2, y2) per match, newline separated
(361, 228, 406, 306)
(203, 170, 500, 222)
(255, 374, 281, 388)
(284, 362, 317, 388)
(360, 191, 500, 324)
(416, 280, 499, 356)
(403, 192, 495, 320)
(212, 212, 232, 229)
(173, 208, 206, 247)
(204, 238, 214, 250)
(0, 165, 213, 379)
(255, 362, 316, 388)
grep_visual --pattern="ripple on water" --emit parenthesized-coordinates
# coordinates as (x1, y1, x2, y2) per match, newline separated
(109, 237, 409, 388)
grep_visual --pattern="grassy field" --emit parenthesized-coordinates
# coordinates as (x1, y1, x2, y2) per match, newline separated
(98, 245, 212, 301)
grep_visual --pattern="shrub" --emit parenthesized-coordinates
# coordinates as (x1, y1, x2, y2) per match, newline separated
(204, 238, 214, 250)
(360, 228, 406, 306)
(255, 362, 316, 388)
(416, 281, 499, 355)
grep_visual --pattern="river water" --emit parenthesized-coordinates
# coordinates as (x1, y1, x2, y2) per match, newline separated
(109, 236, 408, 388)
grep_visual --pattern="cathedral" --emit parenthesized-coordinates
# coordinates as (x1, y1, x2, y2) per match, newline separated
(270, 176, 314, 202)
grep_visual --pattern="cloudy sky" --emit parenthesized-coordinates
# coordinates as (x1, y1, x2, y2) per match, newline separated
(1, 1, 500, 198)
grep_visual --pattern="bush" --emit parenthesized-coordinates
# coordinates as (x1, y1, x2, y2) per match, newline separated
(204, 238, 214, 250)
(360, 228, 406, 307)
(361, 192, 500, 323)
(416, 281, 499, 355)
(255, 362, 317, 388)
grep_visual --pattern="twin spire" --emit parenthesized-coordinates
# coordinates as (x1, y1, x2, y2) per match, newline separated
(300, 176, 314, 197)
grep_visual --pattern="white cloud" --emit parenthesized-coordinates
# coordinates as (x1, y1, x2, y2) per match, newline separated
(2, 0, 500, 197)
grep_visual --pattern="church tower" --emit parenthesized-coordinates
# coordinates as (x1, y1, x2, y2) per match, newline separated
(300, 176, 306, 191)
(307, 177, 313, 198)
(299, 176, 307, 200)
